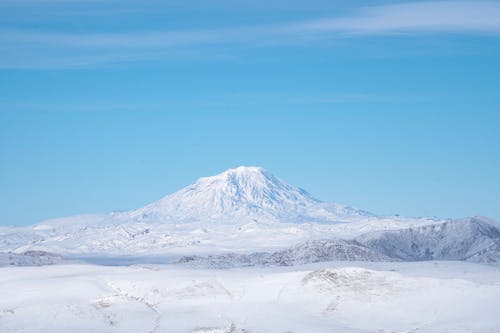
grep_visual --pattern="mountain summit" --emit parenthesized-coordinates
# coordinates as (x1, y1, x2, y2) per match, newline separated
(130, 166, 368, 224)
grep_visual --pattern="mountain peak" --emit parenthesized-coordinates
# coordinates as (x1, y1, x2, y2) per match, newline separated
(213, 166, 313, 202)
(225, 165, 265, 174)
(130, 167, 367, 224)
(198, 166, 269, 184)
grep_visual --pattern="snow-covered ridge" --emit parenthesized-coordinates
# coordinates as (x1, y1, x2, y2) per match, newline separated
(356, 216, 500, 263)
(176, 217, 500, 268)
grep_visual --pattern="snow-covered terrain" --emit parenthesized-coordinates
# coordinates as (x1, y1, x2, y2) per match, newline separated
(1, 166, 500, 332)
(1, 261, 500, 333)
(0, 250, 65, 267)
(177, 239, 396, 269)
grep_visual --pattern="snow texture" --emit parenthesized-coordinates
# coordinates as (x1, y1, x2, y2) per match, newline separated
(1, 261, 500, 332)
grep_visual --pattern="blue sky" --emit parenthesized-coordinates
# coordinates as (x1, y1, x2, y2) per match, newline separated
(1, 0, 499, 225)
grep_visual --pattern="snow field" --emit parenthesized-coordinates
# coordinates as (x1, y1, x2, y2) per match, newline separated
(1, 261, 499, 333)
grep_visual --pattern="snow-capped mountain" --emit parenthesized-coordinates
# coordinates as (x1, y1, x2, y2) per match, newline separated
(0, 166, 499, 264)
(128, 166, 371, 224)
(28, 166, 370, 231)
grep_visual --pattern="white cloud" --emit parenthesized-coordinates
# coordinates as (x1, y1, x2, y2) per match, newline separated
(293, 1, 500, 35)
(1, 1, 499, 68)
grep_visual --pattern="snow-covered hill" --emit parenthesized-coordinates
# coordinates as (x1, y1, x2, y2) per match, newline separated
(178, 239, 396, 268)
(0, 250, 64, 267)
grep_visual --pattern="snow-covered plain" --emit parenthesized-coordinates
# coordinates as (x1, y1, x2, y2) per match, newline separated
(1, 167, 500, 332)
(1, 261, 500, 333)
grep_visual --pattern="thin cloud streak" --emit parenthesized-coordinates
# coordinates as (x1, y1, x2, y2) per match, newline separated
(292, 1, 500, 35)
(1, 1, 500, 68)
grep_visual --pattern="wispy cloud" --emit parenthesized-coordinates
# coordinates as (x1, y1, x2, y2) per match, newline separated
(293, 1, 500, 35)
(1, 1, 499, 69)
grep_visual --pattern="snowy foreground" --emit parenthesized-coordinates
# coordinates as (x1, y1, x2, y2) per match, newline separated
(1, 261, 500, 333)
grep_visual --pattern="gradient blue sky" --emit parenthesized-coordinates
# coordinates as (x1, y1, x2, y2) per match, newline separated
(1, 0, 500, 226)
